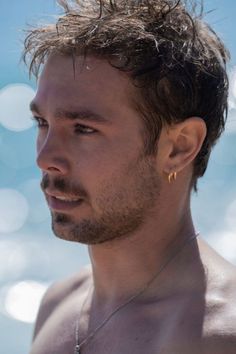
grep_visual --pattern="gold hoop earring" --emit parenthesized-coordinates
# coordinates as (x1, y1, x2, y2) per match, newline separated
(168, 172, 177, 183)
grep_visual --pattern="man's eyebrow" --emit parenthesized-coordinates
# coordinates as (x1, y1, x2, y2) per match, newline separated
(29, 101, 109, 124)
(30, 101, 41, 114)
(54, 108, 109, 124)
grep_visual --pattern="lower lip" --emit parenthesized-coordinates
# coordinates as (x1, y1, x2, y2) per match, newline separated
(46, 195, 83, 211)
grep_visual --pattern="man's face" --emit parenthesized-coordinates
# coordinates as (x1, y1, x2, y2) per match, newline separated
(31, 55, 162, 245)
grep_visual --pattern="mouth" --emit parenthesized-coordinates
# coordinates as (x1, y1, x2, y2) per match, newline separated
(45, 193, 83, 211)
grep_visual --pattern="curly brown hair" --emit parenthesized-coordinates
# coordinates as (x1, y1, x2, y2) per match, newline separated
(23, 0, 230, 190)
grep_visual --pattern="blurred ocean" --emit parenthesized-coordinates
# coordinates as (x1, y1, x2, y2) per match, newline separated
(0, 1, 235, 353)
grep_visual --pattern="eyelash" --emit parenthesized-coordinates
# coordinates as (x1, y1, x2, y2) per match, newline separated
(75, 124, 96, 134)
(32, 116, 96, 135)
(33, 116, 48, 128)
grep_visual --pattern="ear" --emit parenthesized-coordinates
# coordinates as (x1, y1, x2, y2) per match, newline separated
(163, 117, 207, 175)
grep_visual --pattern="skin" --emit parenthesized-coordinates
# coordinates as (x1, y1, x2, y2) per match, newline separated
(30, 55, 236, 354)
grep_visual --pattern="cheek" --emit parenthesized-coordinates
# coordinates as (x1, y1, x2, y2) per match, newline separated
(71, 136, 145, 189)
(73, 144, 116, 173)
(75, 158, 114, 185)
(74, 153, 126, 197)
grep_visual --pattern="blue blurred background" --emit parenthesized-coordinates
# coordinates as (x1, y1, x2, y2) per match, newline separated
(0, 0, 235, 353)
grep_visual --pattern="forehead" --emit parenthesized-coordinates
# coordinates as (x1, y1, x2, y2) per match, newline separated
(36, 55, 136, 113)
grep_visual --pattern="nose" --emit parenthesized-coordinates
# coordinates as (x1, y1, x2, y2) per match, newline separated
(36, 131, 70, 175)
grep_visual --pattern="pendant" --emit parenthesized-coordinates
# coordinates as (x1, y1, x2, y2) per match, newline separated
(74, 344, 81, 354)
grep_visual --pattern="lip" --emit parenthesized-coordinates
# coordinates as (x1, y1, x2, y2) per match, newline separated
(46, 194, 83, 211)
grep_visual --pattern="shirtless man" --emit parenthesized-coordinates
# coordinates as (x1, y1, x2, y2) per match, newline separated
(24, 0, 236, 353)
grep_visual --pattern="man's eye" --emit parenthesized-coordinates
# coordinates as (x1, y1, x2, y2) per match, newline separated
(32, 116, 48, 128)
(75, 124, 96, 134)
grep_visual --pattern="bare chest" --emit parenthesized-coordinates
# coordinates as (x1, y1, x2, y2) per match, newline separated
(30, 298, 205, 354)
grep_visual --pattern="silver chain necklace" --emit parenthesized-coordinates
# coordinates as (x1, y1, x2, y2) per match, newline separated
(74, 231, 199, 353)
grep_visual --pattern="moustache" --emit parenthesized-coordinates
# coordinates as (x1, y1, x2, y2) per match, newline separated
(40, 174, 87, 198)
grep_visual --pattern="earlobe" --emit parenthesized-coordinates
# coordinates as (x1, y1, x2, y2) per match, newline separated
(163, 117, 207, 175)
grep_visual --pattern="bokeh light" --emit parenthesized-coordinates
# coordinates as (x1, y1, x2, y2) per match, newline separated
(231, 67, 236, 104)
(226, 66, 236, 134)
(0, 238, 51, 281)
(0, 128, 37, 170)
(0, 84, 35, 132)
(0, 189, 29, 233)
(4, 281, 49, 323)
(0, 241, 28, 280)
(225, 198, 236, 231)
(19, 179, 50, 224)
(225, 108, 236, 135)
(211, 133, 236, 166)
(229, 67, 236, 108)
(207, 231, 236, 264)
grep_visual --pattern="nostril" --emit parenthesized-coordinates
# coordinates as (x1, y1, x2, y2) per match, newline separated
(48, 166, 61, 172)
(37, 154, 70, 175)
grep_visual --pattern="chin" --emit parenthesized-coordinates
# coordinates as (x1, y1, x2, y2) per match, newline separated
(50, 204, 146, 245)
(52, 222, 76, 242)
(51, 212, 77, 242)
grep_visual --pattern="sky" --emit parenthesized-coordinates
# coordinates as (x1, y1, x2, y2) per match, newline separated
(0, 1, 236, 353)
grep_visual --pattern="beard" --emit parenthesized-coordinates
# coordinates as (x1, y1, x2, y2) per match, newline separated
(42, 153, 161, 245)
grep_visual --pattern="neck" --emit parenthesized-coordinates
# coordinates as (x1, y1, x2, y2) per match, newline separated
(88, 210, 198, 306)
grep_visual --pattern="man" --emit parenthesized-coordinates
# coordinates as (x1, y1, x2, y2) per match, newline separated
(24, 0, 236, 353)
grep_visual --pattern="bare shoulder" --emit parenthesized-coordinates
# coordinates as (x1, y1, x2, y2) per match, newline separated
(198, 238, 236, 353)
(33, 265, 92, 340)
(202, 294, 236, 353)
(201, 309, 236, 354)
